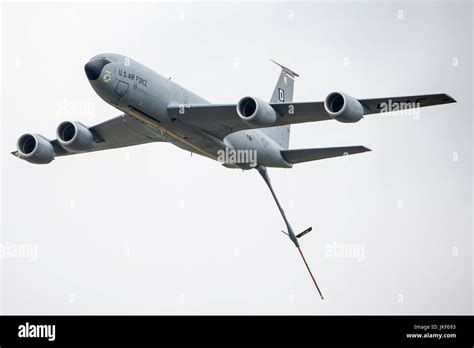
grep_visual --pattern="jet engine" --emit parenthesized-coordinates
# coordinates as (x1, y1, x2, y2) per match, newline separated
(16, 133, 55, 164)
(236, 96, 277, 128)
(56, 121, 94, 153)
(324, 92, 364, 123)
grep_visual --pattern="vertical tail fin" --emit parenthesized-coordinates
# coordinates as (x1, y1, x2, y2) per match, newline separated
(269, 59, 299, 103)
(261, 60, 299, 150)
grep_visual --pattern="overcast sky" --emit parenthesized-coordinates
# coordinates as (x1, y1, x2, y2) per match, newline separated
(1, 0, 472, 314)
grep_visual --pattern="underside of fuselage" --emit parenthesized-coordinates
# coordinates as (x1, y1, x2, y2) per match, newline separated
(122, 105, 291, 170)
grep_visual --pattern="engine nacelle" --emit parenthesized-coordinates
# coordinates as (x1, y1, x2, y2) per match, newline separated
(324, 92, 364, 123)
(16, 133, 55, 164)
(236, 96, 277, 128)
(57, 121, 94, 153)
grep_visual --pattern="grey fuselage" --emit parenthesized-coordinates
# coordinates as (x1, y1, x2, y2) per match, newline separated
(87, 53, 291, 169)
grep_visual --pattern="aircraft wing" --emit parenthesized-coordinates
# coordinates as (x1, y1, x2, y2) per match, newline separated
(167, 93, 456, 140)
(12, 113, 162, 158)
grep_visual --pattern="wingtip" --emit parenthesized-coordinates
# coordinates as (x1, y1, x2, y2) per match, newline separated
(443, 94, 457, 103)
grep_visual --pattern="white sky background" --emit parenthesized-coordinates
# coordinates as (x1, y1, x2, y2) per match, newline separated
(1, 1, 472, 314)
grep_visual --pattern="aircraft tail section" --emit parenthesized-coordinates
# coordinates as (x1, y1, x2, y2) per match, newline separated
(261, 60, 299, 150)
(269, 59, 299, 103)
(281, 146, 371, 164)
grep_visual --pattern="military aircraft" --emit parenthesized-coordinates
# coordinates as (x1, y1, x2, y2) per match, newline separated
(12, 53, 456, 299)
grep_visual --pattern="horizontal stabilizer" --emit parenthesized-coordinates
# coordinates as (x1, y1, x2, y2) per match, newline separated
(281, 146, 371, 164)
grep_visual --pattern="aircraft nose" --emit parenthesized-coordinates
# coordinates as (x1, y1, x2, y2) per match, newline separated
(84, 58, 110, 80)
